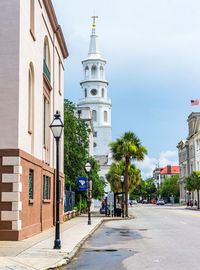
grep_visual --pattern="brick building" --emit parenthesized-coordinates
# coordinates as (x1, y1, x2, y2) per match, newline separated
(0, 0, 68, 240)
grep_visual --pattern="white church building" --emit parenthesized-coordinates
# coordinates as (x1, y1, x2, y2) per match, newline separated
(78, 17, 112, 192)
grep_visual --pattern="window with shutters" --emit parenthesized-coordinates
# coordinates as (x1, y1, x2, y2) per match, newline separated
(29, 169, 34, 200)
(43, 175, 51, 200)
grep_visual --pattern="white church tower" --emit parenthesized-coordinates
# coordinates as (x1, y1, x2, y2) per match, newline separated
(78, 17, 112, 191)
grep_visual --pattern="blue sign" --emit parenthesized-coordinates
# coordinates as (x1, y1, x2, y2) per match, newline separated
(77, 177, 88, 191)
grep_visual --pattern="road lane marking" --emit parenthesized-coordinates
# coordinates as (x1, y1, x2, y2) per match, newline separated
(167, 209, 200, 218)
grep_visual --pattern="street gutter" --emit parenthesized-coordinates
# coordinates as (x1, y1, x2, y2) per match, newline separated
(48, 215, 134, 269)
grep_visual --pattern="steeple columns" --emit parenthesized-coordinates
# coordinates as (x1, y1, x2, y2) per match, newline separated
(83, 62, 105, 81)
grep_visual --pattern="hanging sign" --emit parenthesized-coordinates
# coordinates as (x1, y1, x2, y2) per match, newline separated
(77, 177, 88, 191)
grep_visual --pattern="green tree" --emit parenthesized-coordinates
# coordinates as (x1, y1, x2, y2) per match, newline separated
(130, 178, 156, 201)
(106, 161, 142, 193)
(186, 171, 200, 209)
(110, 132, 147, 216)
(160, 174, 180, 202)
(64, 99, 105, 200)
(144, 178, 157, 201)
(88, 156, 106, 200)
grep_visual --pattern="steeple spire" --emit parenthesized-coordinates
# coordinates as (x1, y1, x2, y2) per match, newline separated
(88, 16, 101, 58)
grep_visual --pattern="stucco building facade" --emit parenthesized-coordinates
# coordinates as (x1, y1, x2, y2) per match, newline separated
(177, 112, 200, 204)
(0, 0, 68, 240)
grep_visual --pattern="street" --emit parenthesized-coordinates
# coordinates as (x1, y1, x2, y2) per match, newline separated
(63, 205, 200, 270)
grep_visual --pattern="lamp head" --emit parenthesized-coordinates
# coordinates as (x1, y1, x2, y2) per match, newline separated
(50, 110, 64, 139)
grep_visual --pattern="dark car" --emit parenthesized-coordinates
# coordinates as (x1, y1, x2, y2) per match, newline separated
(157, 199, 165, 205)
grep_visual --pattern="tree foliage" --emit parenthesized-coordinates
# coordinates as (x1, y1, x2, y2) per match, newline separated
(64, 99, 105, 199)
(130, 178, 156, 200)
(160, 174, 180, 199)
(106, 161, 142, 193)
(186, 171, 200, 208)
(110, 131, 147, 216)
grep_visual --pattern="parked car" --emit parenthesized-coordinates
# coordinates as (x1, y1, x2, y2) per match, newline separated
(157, 199, 165, 205)
(129, 200, 137, 205)
(138, 199, 143, 203)
(142, 199, 148, 204)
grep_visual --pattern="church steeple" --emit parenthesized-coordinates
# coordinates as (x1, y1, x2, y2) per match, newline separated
(87, 16, 102, 59)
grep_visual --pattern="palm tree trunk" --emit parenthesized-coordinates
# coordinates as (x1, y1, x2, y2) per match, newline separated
(198, 189, 199, 209)
(125, 157, 129, 217)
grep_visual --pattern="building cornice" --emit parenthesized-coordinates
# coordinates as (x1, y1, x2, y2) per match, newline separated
(80, 80, 109, 86)
(43, 0, 68, 59)
(82, 58, 106, 64)
(78, 98, 112, 107)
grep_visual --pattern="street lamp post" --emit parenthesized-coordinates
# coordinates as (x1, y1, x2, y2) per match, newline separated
(50, 110, 64, 249)
(121, 176, 124, 218)
(85, 160, 92, 225)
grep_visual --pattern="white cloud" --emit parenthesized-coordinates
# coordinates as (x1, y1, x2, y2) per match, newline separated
(135, 150, 178, 179)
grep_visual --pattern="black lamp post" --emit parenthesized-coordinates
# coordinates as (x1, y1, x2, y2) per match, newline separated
(121, 176, 124, 218)
(85, 160, 92, 225)
(50, 110, 64, 249)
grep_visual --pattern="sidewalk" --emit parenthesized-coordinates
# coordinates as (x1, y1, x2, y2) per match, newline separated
(0, 211, 106, 270)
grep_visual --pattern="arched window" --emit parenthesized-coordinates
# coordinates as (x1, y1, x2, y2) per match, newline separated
(91, 65, 97, 79)
(84, 88, 87, 98)
(28, 64, 34, 133)
(100, 66, 103, 79)
(102, 88, 104, 97)
(43, 37, 51, 81)
(92, 110, 97, 121)
(85, 66, 89, 79)
(104, 111, 108, 122)
(30, 0, 35, 36)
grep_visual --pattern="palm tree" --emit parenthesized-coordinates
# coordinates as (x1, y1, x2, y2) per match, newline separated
(106, 161, 142, 193)
(110, 132, 147, 216)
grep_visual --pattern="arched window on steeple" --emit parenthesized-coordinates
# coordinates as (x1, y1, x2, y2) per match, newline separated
(84, 88, 87, 98)
(85, 66, 89, 79)
(104, 111, 108, 122)
(100, 66, 104, 79)
(91, 65, 97, 79)
(102, 88, 104, 97)
(92, 110, 97, 121)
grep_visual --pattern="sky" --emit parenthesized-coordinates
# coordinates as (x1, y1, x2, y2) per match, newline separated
(52, 0, 200, 178)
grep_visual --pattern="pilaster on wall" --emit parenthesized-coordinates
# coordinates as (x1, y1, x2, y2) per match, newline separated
(1, 156, 22, 231)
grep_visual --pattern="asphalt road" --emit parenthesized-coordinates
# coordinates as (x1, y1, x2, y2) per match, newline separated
(63, 205, 200, 270)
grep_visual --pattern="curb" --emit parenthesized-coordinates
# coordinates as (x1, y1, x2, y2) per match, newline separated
(48, 219, 104, 269)
(48, 215, 132, 269)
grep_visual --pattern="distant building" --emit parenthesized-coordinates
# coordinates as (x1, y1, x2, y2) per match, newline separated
(0, 0, 68, 240)
(153, 165, 179, 187)
(177, 112, 200, 204)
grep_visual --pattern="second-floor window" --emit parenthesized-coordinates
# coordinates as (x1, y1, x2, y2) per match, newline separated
(43, 97, 50, 146)
(43, 38, 51, 82)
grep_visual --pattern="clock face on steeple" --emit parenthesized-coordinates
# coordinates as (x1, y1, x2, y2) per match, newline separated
(91, 89, 98, 96)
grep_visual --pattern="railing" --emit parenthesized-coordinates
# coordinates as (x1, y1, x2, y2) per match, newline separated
(64, 190, 76, 212)
(43, 59, 51, 82)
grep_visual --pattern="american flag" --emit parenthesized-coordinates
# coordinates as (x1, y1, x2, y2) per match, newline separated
(191, 99, 199, 106)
